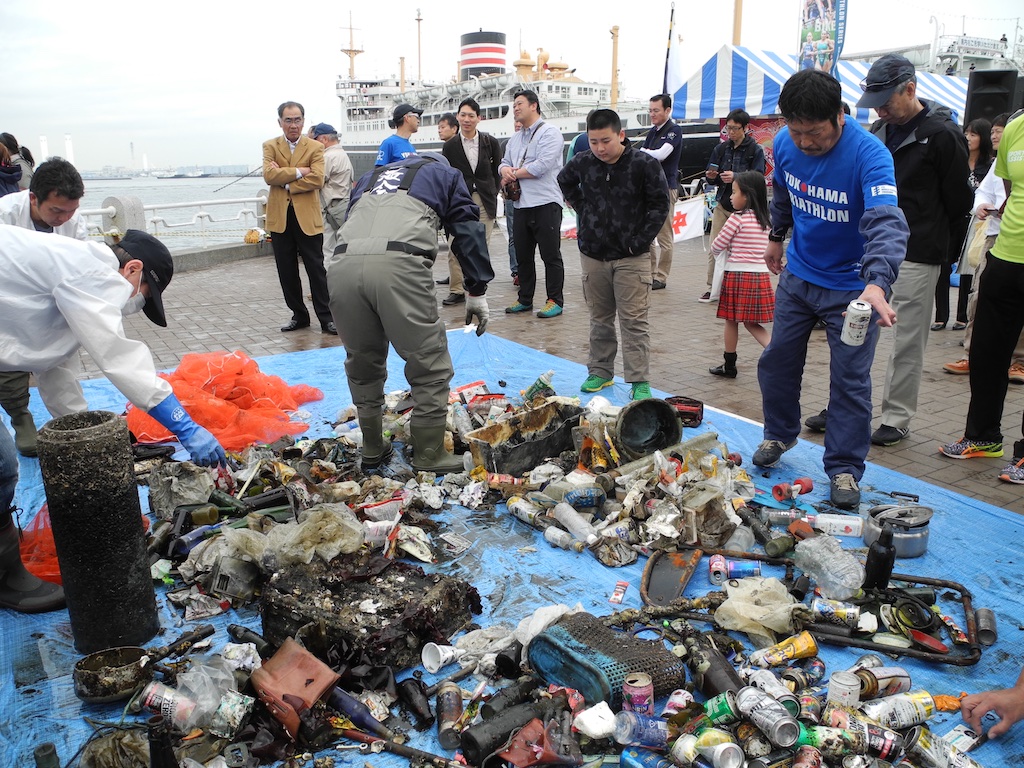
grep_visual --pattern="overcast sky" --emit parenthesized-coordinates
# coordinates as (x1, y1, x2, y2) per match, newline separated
(2, 0, 1019, 170)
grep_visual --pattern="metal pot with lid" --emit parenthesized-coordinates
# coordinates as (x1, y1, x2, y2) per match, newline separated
(863, 504, 933, 558)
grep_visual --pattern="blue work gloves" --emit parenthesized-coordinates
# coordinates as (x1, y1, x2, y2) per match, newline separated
(148, 394, 226, 467)
(465, 295, 489, 336)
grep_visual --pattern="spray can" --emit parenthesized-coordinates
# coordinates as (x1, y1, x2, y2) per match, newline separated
(436, 681, 464, 750)
(861, 690, 935, 729)
(856, 666, 912, 699)
(138, 681, 197, 729)
(841, 300, 872, 346)
(748, 631, 819, 668)
(522, 370, 555, 400)
(811, 598, 861, 628)
(726, 560, 762, 579)
(811, 513, 864, 537)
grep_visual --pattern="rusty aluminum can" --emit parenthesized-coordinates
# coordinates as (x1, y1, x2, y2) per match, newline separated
(139, 681, 197, 729)
(735, 721, 773, 758)
(798, 725, 866, 760)
(906, 725, 984, 768)
(812, 598, 861, 628)
(841, 300, 872, 346)
(659, 688, 695, 717)
(436, 680, 464, 750)
(748, 749, 798, 768)
(793, 745, 824, 768)
(709, 554, 728, 585)
(622, 672, 655, 716)
(826, 671, 861, 708)
(798, 693, 822, 724)
(704, 690, 739, 726)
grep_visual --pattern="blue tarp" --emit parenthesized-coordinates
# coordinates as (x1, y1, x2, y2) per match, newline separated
(1, 332, 1022, 766)
(672, 46, 970, 126)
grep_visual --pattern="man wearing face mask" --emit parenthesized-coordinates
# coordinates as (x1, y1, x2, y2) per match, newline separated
(0, 225, 226, 612)
(0, 158, 90, 457)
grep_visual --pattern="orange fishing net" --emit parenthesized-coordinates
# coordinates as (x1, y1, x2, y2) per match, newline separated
(126, 351, 324, 450)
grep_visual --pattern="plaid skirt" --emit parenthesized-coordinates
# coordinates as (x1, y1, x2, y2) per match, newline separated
(717, 271, 775, 324)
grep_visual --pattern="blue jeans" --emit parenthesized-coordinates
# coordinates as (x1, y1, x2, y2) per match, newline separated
(505, 198, 518, 275)
(0, 419, 17, 512)
(757, 270, 882, 480)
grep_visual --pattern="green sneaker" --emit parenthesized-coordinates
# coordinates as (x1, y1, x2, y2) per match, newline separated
(581, 375, 613, 393)
(939, 437, 1003, 459)
(536, 300, 563, 318)
(505, 302, 532, 314)
(630, 381, 653, 400)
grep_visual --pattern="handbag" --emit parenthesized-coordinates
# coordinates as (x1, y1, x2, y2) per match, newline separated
(502, 124, 538, 202)
(965, 217, 988, 270)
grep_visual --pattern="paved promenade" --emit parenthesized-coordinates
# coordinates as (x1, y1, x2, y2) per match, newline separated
(98, 233, 1024, 516)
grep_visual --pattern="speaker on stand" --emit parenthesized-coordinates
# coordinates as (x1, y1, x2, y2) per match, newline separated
(964, 70, 1024, 125)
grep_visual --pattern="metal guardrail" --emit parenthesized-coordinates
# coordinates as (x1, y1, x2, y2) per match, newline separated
(79, 192, 269, 250)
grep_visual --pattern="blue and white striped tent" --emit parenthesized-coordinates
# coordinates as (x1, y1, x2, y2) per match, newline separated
(672, 46, 969, 125)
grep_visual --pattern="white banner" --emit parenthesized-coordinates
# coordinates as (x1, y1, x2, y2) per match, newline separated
(672, 195, 706, 242)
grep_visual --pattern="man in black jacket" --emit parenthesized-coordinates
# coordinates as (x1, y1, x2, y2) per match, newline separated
(856, 55, 972, 447)
(557, 109, 669, 401)
(441, 98, 502, 306)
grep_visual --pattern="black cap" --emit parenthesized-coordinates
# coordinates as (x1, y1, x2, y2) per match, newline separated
(856, 54, 916, 109)
(117, 230, 173, 327)
(389, 103, 423, 128)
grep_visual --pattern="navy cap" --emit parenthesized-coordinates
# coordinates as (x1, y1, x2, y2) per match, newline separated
(857, 54, 916, 109)
(310, 123, 336, 137)
(117, 230, 173, 327)
(389, 104, 423, 128)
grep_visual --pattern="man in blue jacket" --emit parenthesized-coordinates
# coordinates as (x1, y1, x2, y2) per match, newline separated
(753, 70, 909, 509)
(558, 110, 669, 401)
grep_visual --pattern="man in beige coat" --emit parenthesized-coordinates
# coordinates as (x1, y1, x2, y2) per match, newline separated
(262, 101, 336, 334)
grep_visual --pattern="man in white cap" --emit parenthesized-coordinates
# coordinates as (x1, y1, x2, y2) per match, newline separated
(376, 104, 423, 166)
(0, 227, 225, 612)
(310, 123, 353, 261)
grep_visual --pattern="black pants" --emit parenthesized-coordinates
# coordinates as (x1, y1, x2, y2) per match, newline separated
(271, 205, 332, 327)
(966, 255, 1024, 455)
(933, 259, 951, 324)
(513, 202, 564, 307)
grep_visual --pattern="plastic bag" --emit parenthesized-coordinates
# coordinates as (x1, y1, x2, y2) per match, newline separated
(126, 350, 323, 450)
(176, 659, 238, 729)
(714, 576, 811, 648)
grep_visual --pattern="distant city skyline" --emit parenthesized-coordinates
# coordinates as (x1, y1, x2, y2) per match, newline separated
(3, 0, 1019, 169)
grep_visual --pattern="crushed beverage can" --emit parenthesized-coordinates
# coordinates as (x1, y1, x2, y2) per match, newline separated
(735, 721, 774, 758)
(841, 300, 872, 346)
(660, 688, 695, 718)
(793, 745, 824, 768)
(709, 554, 728, 585)
(622, 672, 655, 716)
(906, 725, 983, 768)
(861, 690, 935, 729)
(798, 693, 823, 724)
(621, 748, 674, 768)
(748, 749, 798, 768)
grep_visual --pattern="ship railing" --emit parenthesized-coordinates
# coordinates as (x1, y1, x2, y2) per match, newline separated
(79, 191, 269, 251)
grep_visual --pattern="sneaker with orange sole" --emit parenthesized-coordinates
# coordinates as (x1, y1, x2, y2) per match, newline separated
(943, 358, 969, 375)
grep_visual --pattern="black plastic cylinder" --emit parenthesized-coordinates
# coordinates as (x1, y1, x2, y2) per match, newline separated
(37, 411, 159, 653)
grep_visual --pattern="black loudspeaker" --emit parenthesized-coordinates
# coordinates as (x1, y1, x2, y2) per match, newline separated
(964, 70, 1024, 125)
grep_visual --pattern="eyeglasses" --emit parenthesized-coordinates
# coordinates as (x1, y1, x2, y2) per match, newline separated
(725, 124, 744, 132)
(859, 73, 912, 92)
(282, 117, 304, 125)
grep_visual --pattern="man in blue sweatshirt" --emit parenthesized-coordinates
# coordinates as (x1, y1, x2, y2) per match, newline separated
(753, 70, 909, 509)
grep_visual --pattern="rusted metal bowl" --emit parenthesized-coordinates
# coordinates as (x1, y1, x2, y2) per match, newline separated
(73, 645, 153, 703)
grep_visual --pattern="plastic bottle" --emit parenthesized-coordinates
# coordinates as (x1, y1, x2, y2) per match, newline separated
(863, 523, 896, 590)
(543, 526, 586, 552)
(551, 502, 600, 547)
(451, 403, 475, 442)
(723, 525, 755, 552)
(792, 534, 865, 601)
(507, 496, 553, 530)
(522, 370, 555, 400)
(613, 712, 674, 749)
(147, 715, 179, 768)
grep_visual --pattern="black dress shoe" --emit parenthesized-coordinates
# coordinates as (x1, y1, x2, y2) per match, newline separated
(442, 292, 466, 306)
(709, 364, 737, 378)
(652, 279, 667, 290)
(436, 277, 450, 285)
(322, 321, 338, 335)
(280, 319, 310, 332)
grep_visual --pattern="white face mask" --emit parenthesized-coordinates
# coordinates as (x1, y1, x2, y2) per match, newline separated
(122, 292, 147, 316)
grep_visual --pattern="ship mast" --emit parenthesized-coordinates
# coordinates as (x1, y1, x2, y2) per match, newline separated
(340, 11, 363, 79)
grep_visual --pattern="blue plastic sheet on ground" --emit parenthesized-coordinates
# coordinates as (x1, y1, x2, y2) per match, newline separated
(1, 330, 1023, 766)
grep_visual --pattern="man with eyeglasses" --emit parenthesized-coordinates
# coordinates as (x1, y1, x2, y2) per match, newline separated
(639, 94, 683, 290)
(703, 109, 766, 302)
(262, 101, 335, 335)
(752, 69, 908, 510)
(856, 54, 972, 449)
(377, 104, 422, 166)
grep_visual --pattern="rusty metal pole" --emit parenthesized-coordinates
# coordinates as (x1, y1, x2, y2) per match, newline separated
(37, 411, 159, 653)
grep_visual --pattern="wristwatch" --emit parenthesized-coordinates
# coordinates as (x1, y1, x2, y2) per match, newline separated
(768, 230, 787, 243)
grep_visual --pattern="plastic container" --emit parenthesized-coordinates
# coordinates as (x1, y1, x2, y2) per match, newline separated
(792, 534, 864, 601)
(551, 503, 600, 547)
(723, 525, 755, 552)
(863, 524, 896, 590)
(544, 527, 586, 552)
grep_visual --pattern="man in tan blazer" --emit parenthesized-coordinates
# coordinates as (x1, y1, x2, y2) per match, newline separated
(262, 101, 336, 334)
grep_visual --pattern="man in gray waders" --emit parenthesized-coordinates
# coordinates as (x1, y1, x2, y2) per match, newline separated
(327, 154, 494, 473)
(0, 227, 226, 612)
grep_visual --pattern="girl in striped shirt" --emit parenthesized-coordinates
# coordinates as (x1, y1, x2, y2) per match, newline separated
(709, 171, 774, 378)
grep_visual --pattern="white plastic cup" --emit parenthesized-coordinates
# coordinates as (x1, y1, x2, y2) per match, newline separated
(422, 642, 464, 674)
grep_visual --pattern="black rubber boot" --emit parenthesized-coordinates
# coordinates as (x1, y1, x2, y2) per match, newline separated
(410, 423, 465, 475)
(358, 413, 394, 470)
(709, 352, 738, 379)
(0, 508, 65, 613)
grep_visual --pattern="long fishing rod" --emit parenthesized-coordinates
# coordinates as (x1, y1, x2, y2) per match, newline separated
(212, 165, 264, 194)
